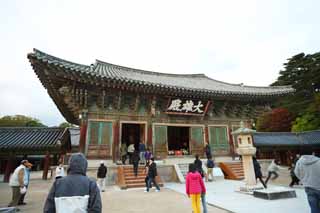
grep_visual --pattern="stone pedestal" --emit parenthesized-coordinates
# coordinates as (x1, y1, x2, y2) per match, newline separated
(237, 147, 257, 187)
(253, 187, 297, 200)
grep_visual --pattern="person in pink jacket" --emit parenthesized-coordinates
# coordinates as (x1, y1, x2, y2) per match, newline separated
(186, 163, 206, 213)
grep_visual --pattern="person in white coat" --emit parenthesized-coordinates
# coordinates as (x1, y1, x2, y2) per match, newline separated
(8, 160, 30, 207)
(55, 163, 65, 180)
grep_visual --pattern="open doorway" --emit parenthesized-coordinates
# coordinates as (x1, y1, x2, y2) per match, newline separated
(167, 126, 190, 154)
(121, 123, 145, 151)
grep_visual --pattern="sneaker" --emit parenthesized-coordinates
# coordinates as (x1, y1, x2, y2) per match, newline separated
(155, 189, 160, 192)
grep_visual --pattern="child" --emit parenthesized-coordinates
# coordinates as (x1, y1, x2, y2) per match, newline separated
(265, 159, 282, 185)
(186, 163, 206, 213)
(206, 157, 214, 182)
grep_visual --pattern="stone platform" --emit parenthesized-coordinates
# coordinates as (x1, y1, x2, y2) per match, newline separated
(253, 187, 297, 200)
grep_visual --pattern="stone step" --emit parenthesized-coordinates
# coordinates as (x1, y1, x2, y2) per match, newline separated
(126, 179, 146, 184)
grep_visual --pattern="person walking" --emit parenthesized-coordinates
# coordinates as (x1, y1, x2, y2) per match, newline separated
(194, 154, 204, 178)
(205, 157, 214, 182)
(265, 159, 282, 185)
(120, 143, 128, 165)
(289, 154, 300, 187)
(127, 143, 135, 164)
(139, 141, 146, 165)
(97, 161, 107, 192)
(132, 150, 140, 177)
(252, 157, 267, 188)
(44, 153, 101, 213)
(204, 143, 212, 160)
(55, 162, 65, 180)
(18, 161, 33, 205)
(8, 160, 30, 207)
(144, 148, 152, 162)
(186, 163, 206, 213)
(295, 155, 320, 213)
(144, 158, 160, 192)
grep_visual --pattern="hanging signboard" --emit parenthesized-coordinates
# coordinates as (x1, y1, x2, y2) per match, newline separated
(166, 98, 211, 116)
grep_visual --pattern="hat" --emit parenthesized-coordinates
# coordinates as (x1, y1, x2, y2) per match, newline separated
(100, 161, 104, 164)
(21, 160, 33, 168)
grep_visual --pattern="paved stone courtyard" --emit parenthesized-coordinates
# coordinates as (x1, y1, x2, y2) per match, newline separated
(0, 179, 228, 213)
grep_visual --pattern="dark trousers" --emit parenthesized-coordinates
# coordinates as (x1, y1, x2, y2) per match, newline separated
(257, 177, 267, 188)
(305, 187, 320, 213)
(289, 175, 299, 187)
(8, 186, 21, 207)
(18, 185, 28, 204)
(146, 177, 160, 191)
(265, 171, 279, 185)
(128, 153, 133, 164)
(133, 162, 139, 176)
(121, 155, 127, 165)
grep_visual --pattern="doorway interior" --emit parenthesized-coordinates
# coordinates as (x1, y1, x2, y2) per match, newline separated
(167, 126, 190, 153)
(121, 123, 145, 151)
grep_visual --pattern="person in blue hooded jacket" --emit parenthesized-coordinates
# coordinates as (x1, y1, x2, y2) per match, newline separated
(44, 153, 101, 213)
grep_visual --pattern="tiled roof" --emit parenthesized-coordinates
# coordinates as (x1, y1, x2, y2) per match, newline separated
(0, 127, 70, 152)
(253, 130, 320, 147)
(28, 49, 294, 97)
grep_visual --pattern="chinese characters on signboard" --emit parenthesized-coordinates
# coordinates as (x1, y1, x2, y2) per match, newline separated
(166, 98, 209, 115)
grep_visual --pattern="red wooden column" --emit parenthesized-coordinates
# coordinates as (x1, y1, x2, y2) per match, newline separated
(147, 124, 153, 151)
(4, 155, 15, 182)
(79, 122, 87, 154)
(112, 121, 120, 163)
(42, 152, 51, 180)
(204, 126, 209, 158)
(228, 128, 236, 159)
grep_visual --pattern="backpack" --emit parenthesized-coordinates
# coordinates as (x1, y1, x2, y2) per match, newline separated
(207, 160, 214, 168)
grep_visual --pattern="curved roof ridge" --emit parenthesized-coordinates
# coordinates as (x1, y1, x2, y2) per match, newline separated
(95, 59, 207, 78)
(204, 75, 292, 89)
(30, 48, 91, 69)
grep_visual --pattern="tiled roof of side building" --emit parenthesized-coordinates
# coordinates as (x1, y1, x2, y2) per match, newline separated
(0, 127, 70, 152)
(253, 130, 320, 147)
(28, 49, 294, 97)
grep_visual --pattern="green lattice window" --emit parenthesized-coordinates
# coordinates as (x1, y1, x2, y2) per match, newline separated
(209, 126, 229, 151)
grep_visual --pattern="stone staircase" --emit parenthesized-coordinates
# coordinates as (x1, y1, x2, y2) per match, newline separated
(117, 165, 163, 189)
(219, 161, 244, 180)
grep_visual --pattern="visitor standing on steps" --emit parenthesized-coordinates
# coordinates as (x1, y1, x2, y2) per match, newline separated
(128, 143, 135, 165)
(132, 150, 140, 177)
(186, 163, 206, 213)
(120, 143, 128, 165)
(139, 141, 146, 165)
(97, 161, 107, 192)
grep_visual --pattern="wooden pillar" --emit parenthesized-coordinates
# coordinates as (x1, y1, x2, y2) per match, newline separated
(147, 124, 153, 151)
(113, 121, 120, 163)
(4, 155, 15, 182)
(42, 152, 50, 180)
(228, 128, 235, 159)
(79, 122, 87, 154)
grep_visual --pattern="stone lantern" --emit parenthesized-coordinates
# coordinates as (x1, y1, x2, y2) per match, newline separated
(232, 121, 259, 191)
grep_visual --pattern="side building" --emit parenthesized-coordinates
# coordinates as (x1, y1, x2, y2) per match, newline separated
(28, 49, 294, 161)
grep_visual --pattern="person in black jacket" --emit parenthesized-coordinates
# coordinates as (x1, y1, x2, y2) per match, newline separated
(145, 158, 160, 192)
(97, 161, 107, 192)
(132, 151, 140, 177)
(44, 153, 101, 213)
(194, 154, 204, 178)
(253, 157, 267, 188)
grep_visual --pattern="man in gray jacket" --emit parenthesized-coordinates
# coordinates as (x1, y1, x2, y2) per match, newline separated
(44, 153, 101, 213)
(295, 155, 320, 213)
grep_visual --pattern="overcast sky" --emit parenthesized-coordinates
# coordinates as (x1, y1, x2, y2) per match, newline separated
(0, 0, 319, 126)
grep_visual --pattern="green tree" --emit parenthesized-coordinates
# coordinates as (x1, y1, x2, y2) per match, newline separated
(272, 52, 320, 116)
(59, 122, 75, 128)
(0, 115, 46, 127)
(292, 94, 320, 132)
